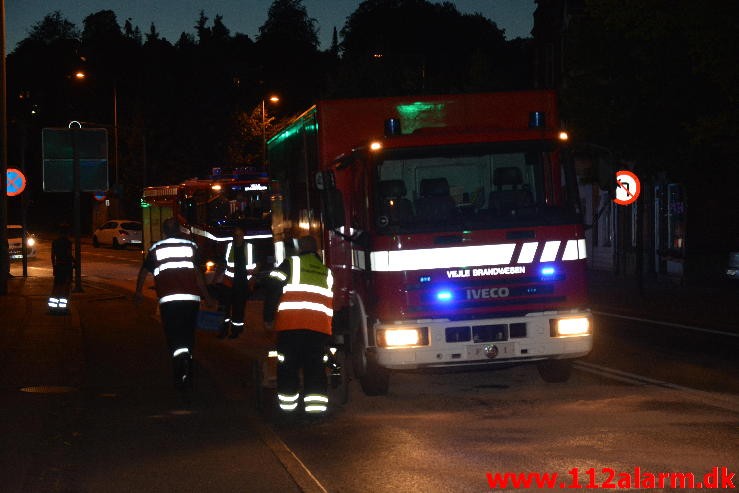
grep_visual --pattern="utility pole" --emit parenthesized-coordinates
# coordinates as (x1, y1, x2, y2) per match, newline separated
(70, 122, 83, 292)
(0, 0, 10, 295)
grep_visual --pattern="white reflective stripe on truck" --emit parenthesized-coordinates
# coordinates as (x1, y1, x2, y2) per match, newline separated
(369, 239, 586, 272)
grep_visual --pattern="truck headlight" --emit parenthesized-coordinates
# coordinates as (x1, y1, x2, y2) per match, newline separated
(551, 317, 591, 337)
(27, 237, 36, 247)
(377, 326, 429, 347)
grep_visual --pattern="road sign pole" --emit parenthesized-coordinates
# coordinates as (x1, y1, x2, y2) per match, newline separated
(20, 121, 28, 277)
(72, 126, 83, 292)
(0, 0, 9, 295)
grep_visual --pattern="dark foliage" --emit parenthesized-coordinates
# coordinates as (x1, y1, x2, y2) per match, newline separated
(6, 1, 532, 226)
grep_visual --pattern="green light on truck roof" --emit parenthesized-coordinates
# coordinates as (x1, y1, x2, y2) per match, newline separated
(268, 108, 317, 146)
(269, 121, 317, 146)
(395, 102, 447, 134)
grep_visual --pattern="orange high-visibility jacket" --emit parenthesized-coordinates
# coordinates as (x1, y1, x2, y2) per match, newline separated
(271, 254, 333, 335)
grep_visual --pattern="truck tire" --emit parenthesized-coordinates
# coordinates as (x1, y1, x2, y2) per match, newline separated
(359, 359, 390, 396)
(352, 339, 390, 396)
(536, 359, 572, 383)
(346, 300, 390, 396)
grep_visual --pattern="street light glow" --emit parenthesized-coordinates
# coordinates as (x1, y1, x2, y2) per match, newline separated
(262, 95, 280, 166)
(71, 70, 118, 186)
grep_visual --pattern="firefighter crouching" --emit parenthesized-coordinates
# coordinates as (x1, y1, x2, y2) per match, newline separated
(263, 235, 334, 417)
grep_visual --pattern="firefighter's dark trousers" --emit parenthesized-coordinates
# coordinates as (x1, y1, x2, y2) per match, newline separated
(48, 263, 73, 312)
(160, 300, 199, 387)
(276, 329, 330, 413)
(222, 281, 249, 333)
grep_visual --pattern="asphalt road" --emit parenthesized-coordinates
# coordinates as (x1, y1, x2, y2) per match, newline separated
(3, 241, 737, 492)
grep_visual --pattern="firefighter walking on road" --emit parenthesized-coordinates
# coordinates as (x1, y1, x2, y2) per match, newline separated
(134, 218, 214, 396)
(218, 224, 254, 339)
(264, 235, 334, 417)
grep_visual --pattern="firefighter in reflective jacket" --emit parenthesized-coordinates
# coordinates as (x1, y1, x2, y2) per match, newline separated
(264, 235, 333, 415)
(135, 217, 214, 393)
(218, 224, 255, 339)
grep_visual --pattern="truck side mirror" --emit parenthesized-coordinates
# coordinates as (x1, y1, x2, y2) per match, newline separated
(322, 189, 345, 230)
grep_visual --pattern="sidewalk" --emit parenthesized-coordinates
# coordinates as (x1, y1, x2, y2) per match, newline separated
(588, 269, 739, 334)
(0, 275, 312, 493)
(0, 273, 273, 368)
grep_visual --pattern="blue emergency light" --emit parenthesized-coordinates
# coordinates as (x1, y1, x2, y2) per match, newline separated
(436, 290, 453, 301)
(539, 265, 558, 280)
(540, 266, 555, 276)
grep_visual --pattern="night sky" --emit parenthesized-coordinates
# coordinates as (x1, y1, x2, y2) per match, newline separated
(5, 0, 536, 51)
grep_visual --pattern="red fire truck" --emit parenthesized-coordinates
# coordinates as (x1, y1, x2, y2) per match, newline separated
(141, 167, 275, 275)
(267, 91, 592, 395)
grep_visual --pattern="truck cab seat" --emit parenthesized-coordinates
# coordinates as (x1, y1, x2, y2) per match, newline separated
(379, 179, 414, 226)
(415, 178, 457, 223)
(488, 167, 532, 215)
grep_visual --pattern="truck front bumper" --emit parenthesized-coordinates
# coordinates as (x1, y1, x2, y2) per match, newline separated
(372, 310, 592, 370)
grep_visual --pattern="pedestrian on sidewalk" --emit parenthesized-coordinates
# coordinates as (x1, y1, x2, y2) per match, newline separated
(217, 224, 254, 339)
(263, 235, 334, 417)
(48, 223, 75, 314)
(134, 217, 215, 395)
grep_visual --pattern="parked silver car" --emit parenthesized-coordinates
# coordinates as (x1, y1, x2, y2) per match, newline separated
(727, 251, 739, 281)
(92, 220, 143, 249)
(7, 225, 37, 260)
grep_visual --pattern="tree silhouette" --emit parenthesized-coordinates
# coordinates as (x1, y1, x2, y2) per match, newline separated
(6, 2, 538, 228)
(562, 0, 739, 257)
(21, 11, 79, 46)
(336, 0, 514, 96)
(257, 0, 323, 112)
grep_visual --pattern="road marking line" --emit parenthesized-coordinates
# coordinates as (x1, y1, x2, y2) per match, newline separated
(195, 348, 329, 493)
(592, 310, 739, 338)
(255, 424, 329, 493)
(573, 361, 739, 412)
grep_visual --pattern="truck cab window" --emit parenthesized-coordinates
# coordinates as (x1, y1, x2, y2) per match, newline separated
(375, 142, 564, 234)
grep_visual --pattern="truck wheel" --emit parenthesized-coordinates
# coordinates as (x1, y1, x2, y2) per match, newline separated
(352, 338, 389, 395)
(536, 359, 572, 383)
(347, 302, 390, 396)
(359, 361, 390, 396)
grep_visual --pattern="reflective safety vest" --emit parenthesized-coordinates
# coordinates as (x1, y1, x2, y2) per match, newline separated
(272, 254, 333, 335)
(224, 241, 255, 286)
(148, 237, 201, 304)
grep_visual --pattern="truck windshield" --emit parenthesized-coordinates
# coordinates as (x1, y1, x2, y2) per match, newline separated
(375, 142, 575, 233)
(207, 183, 271, 229)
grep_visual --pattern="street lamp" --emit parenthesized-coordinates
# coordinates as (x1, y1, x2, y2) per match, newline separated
(261, 95, 279, 166)
(73, 71, 118, 186)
